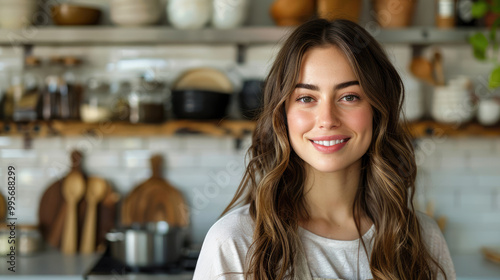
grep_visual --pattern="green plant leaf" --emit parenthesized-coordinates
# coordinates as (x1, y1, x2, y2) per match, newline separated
(490, 17, 500, 50)
(469, 32, 489, 60)
(493, 0, 500, 13)
(489, 66, 500, 88)
(472, 0, 489, 18)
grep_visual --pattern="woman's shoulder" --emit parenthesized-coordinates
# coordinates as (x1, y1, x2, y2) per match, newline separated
(203, 204, 254, 245)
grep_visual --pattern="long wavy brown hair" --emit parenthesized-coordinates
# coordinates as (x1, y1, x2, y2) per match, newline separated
(223, 19, 446, 280)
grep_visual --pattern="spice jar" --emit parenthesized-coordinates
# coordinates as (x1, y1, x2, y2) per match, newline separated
(436, 0, 455, 28)
(80, 78, 112, 123)
(129, 77, 167, 123)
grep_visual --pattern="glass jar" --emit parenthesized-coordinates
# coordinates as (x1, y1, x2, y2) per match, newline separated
(14, 56, 43, 122)
(62, 56, 85, 120)
(80, 78, 112, 123)
(129, 77, 167, 124)
(18, 225, 43, 256)
(110, 80, 131, 122)
(44, 56, 66, 120)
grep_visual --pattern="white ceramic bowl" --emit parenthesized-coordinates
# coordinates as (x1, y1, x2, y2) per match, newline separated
(167, 0, 211, 29)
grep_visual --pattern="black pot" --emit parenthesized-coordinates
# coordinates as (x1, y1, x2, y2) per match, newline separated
(238, 80, 264, 120)
(172, 89, 231, 120)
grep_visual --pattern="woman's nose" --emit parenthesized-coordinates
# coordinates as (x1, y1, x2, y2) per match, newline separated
(317, 100, 340, 129)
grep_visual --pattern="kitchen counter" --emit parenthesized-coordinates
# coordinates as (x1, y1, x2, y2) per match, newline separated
(0, 248, 100, 279)
(1, 249, 498, 279)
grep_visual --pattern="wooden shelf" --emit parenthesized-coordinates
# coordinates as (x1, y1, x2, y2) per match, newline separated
(0, 120, 256, 138)
(408, 120, 500, 138)
(1, 120, 499, 139)
(0, 26, 488, 46)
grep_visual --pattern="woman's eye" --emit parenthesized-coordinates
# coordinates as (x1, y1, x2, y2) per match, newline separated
(297, 96, 314, 103)
(340, 95, 360, 102)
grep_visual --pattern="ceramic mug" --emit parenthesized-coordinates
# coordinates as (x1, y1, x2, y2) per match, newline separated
(477, 99, 500, 126)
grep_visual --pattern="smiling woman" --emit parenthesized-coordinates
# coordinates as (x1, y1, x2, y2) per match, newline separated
(193, 19, 456, 280)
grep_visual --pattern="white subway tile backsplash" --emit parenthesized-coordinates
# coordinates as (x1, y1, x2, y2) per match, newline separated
(164, 152, 200, 169)
(439, 155, 469, 171)
(32, 137, 64, 150)
(184, 136, 228, 151)
(0, 149, 38, 165)
(83, 151, 122, 169)
(106, 137, 145, 150)
(455, 138, 495, 152)
(147, 136, 184, 152)
(0, 136, 24, 148)
(122, 150, 153, 168)
(468, 152, 500, 172)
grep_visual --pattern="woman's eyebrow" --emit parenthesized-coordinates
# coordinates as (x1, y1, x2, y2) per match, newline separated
(295, 80, 360, 91)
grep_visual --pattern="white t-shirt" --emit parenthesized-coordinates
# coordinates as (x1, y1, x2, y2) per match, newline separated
(193, 205, 456, 280)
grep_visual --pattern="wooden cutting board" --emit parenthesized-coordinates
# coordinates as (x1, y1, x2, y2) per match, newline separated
(121, 154, 189, 227)
(0, 192, 5, 221)
(38, 150, 119, 251)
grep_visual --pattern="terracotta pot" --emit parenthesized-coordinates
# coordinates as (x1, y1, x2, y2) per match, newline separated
(270, 0, 315, 26)
(373, 0, 417, 28)
(317, 0, 362, 23)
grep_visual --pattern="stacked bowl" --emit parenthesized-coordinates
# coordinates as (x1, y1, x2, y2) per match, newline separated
(0, 0, 38, 29)
(110, 0, 162, 26)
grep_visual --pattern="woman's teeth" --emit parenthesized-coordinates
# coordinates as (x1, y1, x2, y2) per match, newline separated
(312, 139, 346, 146)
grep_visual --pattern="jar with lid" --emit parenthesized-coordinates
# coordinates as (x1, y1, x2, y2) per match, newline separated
(14, 56, 44, 122)
(44, 56, 68, 120)
(436, 0, 455, 28)
(18, 225, 44, 256)
(62, 56, 85, 120)
(110, 80, 131, 122)
(2, 67, 23, 121)
(129, 77, 167, 124)
(80, 78, 112, 123)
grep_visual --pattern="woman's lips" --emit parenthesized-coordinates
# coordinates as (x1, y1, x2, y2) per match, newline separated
(310, 138, 350, 153)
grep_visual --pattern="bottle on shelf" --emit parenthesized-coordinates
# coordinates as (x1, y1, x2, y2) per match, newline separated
(436, 0, 456, 28)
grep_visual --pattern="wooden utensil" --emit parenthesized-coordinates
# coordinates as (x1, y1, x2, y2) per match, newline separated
(121, 154, 189, 227)
(410, 56, 436, 86)
(61, 169, 86, 255)
(39, 150, 84, 248)
(433, 50, 445, 86)
(80, 177, 108, 254)
(0, 192, 6, 221)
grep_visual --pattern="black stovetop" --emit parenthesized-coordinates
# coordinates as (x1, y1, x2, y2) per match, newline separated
(87, 246, 198, 275)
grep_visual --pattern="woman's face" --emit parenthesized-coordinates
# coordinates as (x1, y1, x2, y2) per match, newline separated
(285, 46, 373, 174)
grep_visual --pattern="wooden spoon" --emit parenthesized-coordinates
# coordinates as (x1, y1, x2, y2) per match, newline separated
(80, 177, 108, 254)
(410, 56, 436, 86)
(61, 171, 85, 255)
(433, 50, 445, 86)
